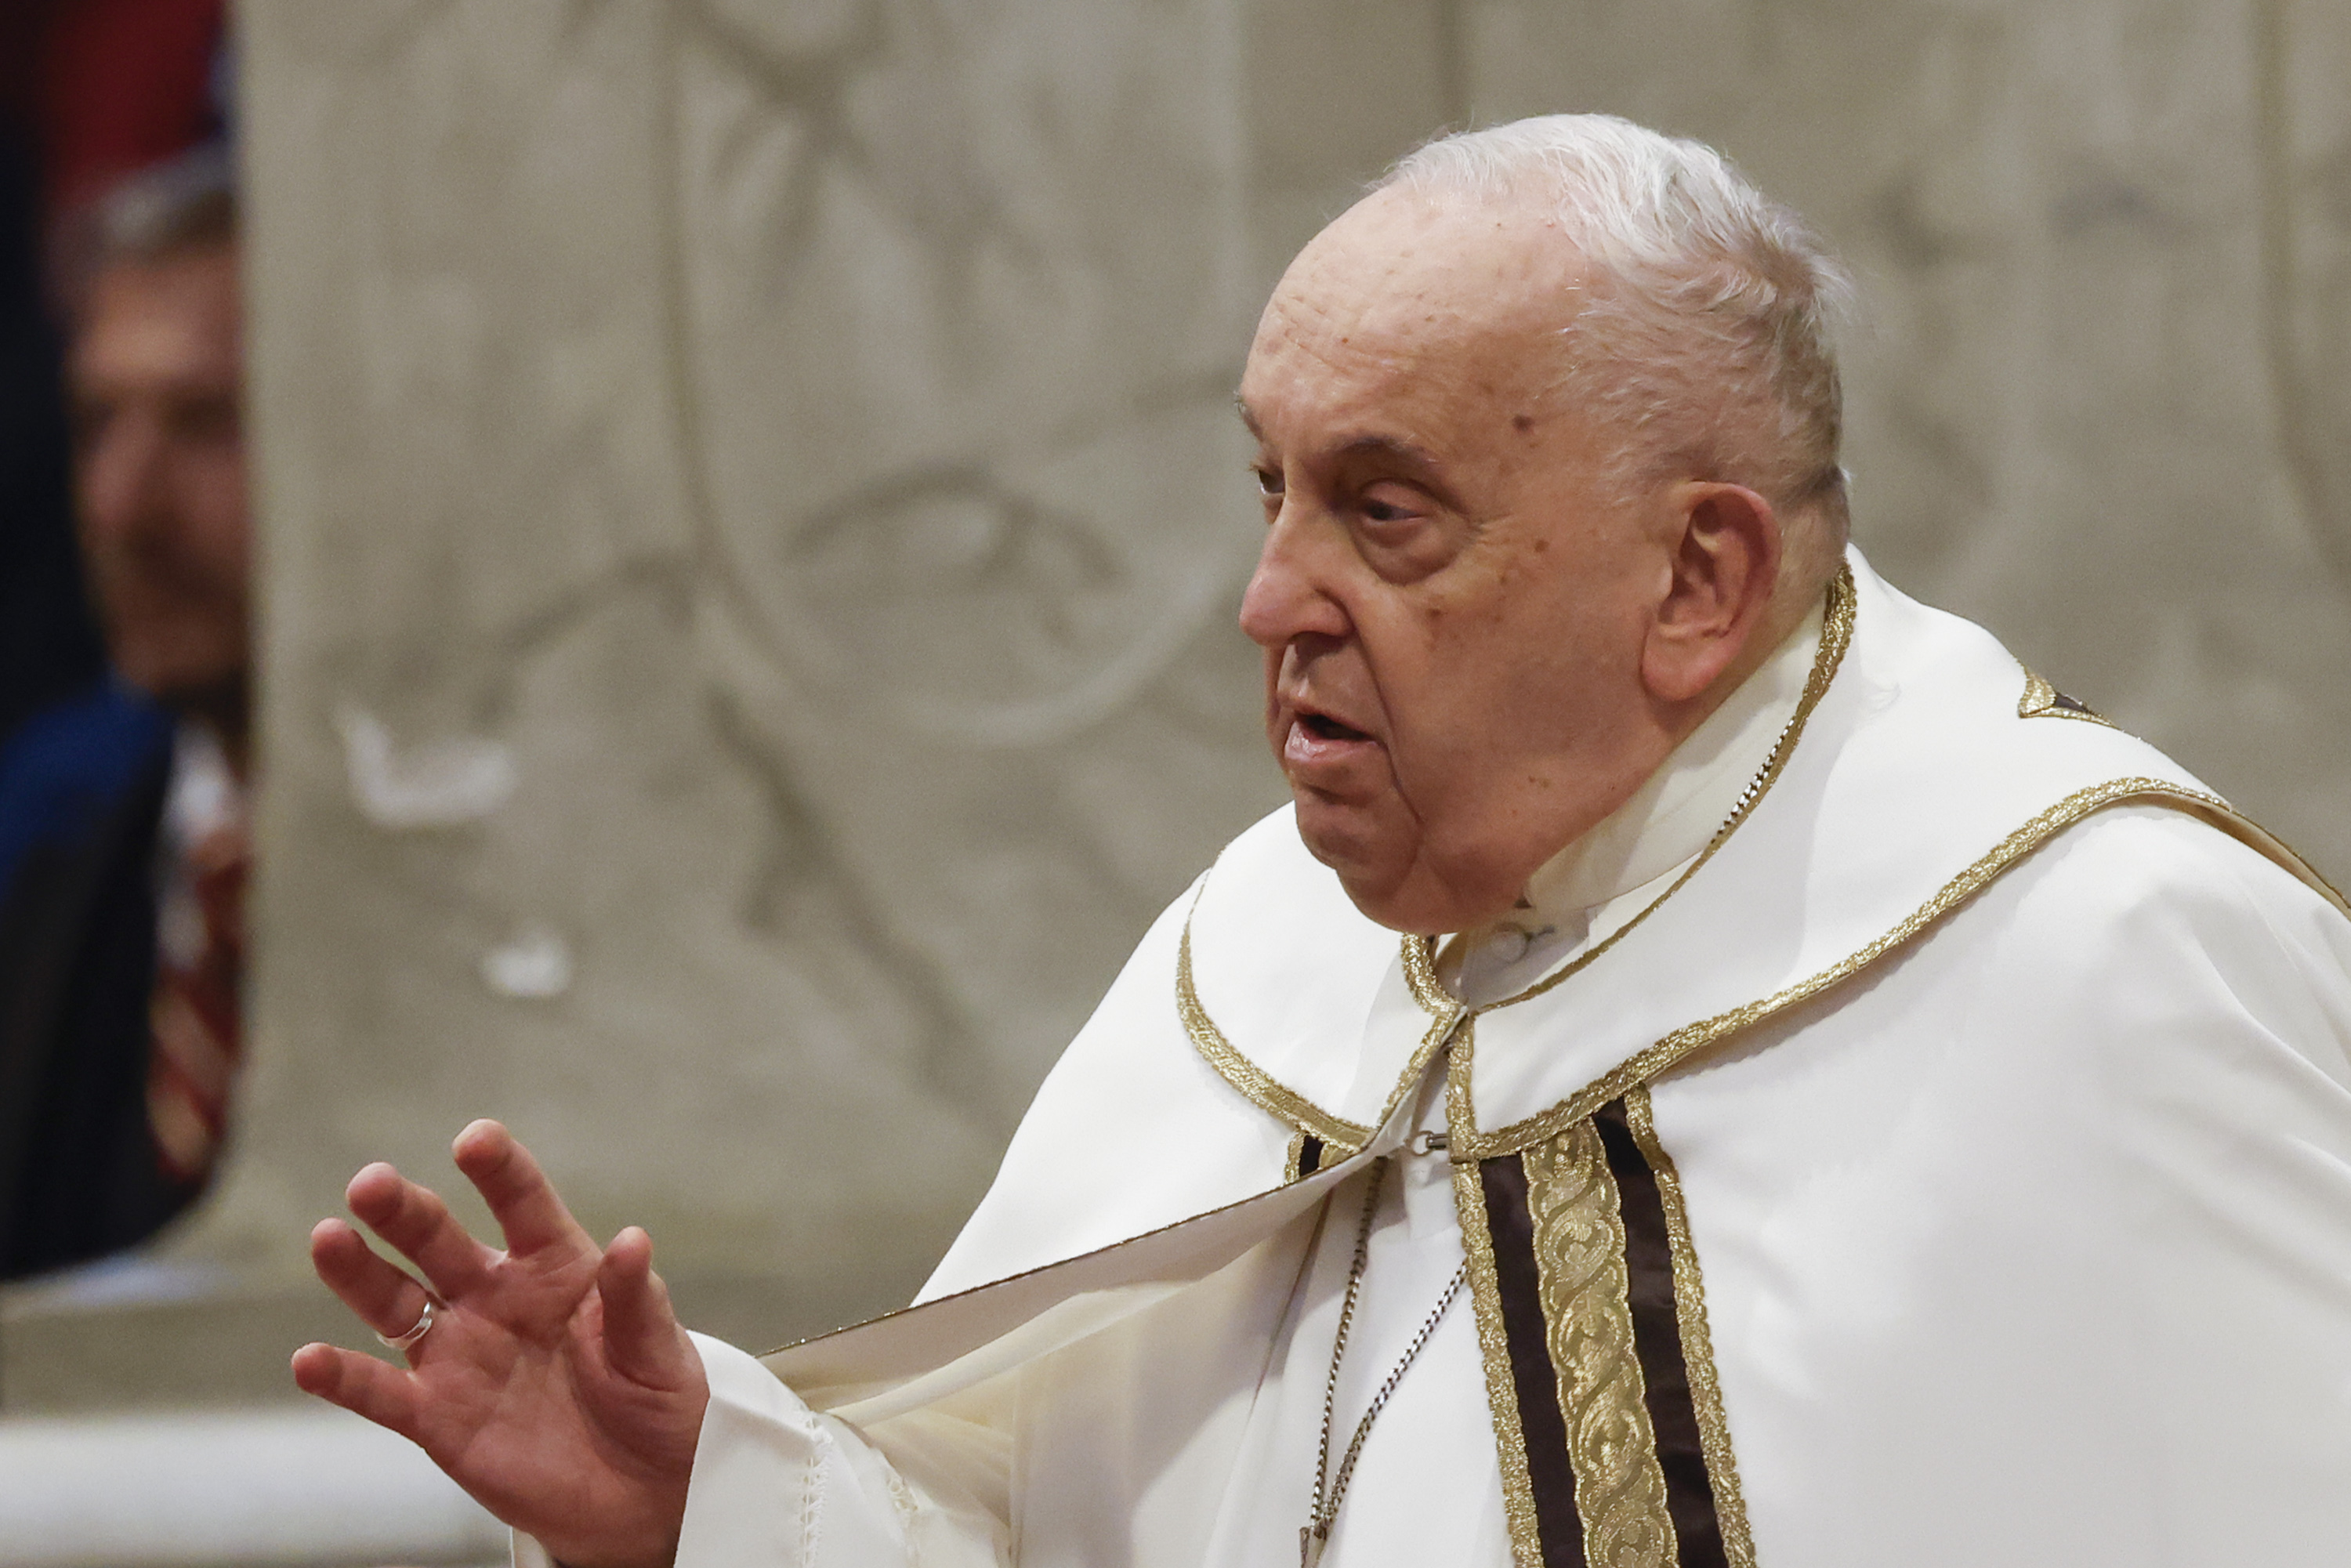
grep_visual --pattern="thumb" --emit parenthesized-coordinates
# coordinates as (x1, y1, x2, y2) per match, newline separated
(598, 1227, 693, 1389)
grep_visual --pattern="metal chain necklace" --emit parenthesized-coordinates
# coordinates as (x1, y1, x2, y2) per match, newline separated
(1299, 1156, 1470, 1568)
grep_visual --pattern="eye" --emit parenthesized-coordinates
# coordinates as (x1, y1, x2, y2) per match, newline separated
(1250, 464, 1284, 498)
(1357, 482, 1427, 527)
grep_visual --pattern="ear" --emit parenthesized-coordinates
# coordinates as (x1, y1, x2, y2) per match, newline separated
(1639, 481, 1782, 704)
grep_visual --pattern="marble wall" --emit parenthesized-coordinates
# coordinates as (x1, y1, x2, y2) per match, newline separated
(1462, 0, 2351, 858)
(10, 0, 2345, 1407)
(213, 0, 1303, 1371)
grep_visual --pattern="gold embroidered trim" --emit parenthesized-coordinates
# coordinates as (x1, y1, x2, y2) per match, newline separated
(1459, 777, 2350, 1157)
(1176, 900, 1468, 1154)
(1392, 1001, 1473, 1135)
(2019, 665, 2114, 726)
(1447, 1022, 1545, 1568)
(1284, 1129, 1312, 1184)
(1175, 914, 1375, 1153)
(1404, 563, 1859, 1016)
(1400, 929, 1454, 1015)
(1523, 1121, 1676, 1568)
(1624, 1088, 1755, 1568)
(2212, 806, 2351, 917)
(1454, 1153, 1543, 1567)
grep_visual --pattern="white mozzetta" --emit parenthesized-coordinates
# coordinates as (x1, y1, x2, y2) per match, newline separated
(596, 550, 2351, 1568)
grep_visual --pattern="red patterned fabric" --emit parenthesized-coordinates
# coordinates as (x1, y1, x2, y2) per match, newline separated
(145, 813, 244, 1183)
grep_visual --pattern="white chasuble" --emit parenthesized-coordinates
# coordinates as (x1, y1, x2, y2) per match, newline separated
(529, 549, 2351, 1568)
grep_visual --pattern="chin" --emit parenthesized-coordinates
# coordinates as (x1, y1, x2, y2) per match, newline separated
(1290, 795, 1423, 932)
(1293, 796, 1537, 936)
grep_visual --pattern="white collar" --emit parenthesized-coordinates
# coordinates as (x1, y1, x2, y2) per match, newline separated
(166, 719, 247, 845)
(1444, 601, 1825, 1005)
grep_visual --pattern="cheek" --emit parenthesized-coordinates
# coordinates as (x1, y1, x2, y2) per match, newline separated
(1407, 589, 1619, 761)
(186, 444, 247, 511)
(182, 454, 252, 575)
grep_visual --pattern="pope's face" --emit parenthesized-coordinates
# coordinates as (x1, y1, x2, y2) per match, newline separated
(1237, 188, 1682, 935)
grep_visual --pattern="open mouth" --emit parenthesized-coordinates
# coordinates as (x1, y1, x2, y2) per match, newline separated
(1299, 712, 1371, 744)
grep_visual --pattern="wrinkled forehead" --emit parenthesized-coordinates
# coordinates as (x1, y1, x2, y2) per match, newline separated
(1243, 186, 1590, 418)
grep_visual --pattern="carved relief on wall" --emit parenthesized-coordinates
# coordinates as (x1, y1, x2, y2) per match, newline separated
(2262, 0, 2351, 591)
(668, 0, 1276, 1121)
(225, 0, 1283, 1334)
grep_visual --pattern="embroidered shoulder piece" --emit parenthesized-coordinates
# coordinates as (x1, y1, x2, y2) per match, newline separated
(1284, 1130, 1334, 1183)
(2019, 666, 2112, 726)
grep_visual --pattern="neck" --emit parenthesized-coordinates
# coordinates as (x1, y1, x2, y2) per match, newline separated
(1440, 597, 1827, 1003)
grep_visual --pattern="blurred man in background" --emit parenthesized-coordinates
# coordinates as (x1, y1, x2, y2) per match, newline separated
(0, 146, 250, 1280)
(0, 0, 227, 739)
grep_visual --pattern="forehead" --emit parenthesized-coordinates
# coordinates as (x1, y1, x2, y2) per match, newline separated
(1238, 188, 1587, 436)
(74, 248, 241, 386)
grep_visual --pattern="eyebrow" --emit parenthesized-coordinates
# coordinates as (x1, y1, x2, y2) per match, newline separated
(1332, 433, 1444, 474)
(1231, 398, 1445, 476)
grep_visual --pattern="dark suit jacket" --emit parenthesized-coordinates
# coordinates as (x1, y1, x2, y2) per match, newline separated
(0, 683, 199, 1280)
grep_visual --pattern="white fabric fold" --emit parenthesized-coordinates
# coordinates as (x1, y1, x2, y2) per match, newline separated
(516, 1334, 1009, 1568)
(619, 549, 2351, 1568)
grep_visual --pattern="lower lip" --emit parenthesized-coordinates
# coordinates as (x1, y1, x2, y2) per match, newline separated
(1283, 717, 1380, 773)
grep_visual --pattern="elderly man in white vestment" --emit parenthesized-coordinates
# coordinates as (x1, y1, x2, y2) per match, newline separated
(294, 115, 2351, 1568)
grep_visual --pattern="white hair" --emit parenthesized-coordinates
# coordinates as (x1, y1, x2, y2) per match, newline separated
(1375, 114, 1856, 606)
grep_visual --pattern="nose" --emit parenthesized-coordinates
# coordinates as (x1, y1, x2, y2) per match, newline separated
(80, 407, 172, 550)
(1238, 504, 1350, 650)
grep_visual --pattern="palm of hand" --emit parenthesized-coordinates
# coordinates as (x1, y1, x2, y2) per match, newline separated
(293, 1121, 709, 1568)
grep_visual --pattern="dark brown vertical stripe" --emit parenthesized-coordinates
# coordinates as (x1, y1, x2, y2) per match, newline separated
(1480, 1153, 1586, 1567)
(1592, 1099, 1728, 1568)
(1296, 1136, 1324, 1179)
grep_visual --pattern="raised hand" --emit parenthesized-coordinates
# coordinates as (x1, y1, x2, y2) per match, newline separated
(292, 1120, 709, 1568)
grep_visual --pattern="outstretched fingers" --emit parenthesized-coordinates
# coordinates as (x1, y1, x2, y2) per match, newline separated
(345, 1161, 497, 1302)
(597, 1227, 693, 1389)
(453, 1120, 596, 1262)
(310, 1218, 437, 1345)
(291, 1341, 426, 1437)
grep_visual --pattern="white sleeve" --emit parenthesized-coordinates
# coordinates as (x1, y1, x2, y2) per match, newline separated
(512, 1333, 1010, 1568)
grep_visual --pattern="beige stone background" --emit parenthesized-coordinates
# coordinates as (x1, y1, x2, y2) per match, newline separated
(6, 0, 2348, 1413)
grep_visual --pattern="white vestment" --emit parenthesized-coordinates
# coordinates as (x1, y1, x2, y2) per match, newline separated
(525, 550, 2351, 1568)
